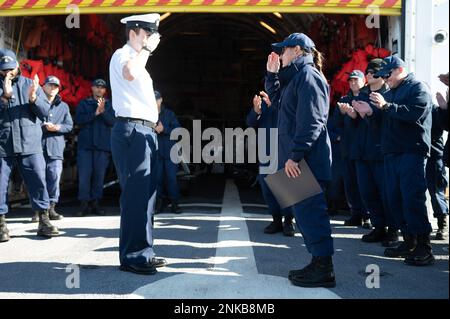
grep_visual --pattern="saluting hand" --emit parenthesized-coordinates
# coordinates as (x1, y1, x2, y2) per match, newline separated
(28, 74, 39, 103)
(267, 52, 280, 73)
(259, 91, 271, 107)
(370, 92, 387, 109)
(285, 159, 301, 178)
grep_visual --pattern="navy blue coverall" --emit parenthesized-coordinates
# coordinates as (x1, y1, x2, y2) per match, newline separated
(75, 97, 115, 203)
(373, 73, 433, 236)
(265, 54, 334, 257)
(332, 92, 368, 220)
(0, 75, 50, 214)
(42, 95, 73, 204)
(246, 101, 293, 220)
(156, 106, 181, 201)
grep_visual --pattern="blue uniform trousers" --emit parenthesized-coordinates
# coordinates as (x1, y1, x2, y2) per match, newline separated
(356, 160, 396, 229)
(258, 172, 293, 218)
(384, 153, 432, 235)
(156, 154, 180, 201)
(77, 149, 110, 201)
(111, 121, 158, 266)
(342, 158, 368, 219)
(426, 157, 449, 218)
(0, 154, 49, 214)
(292, 182, 334, 257)
(44, 155, 63, 204)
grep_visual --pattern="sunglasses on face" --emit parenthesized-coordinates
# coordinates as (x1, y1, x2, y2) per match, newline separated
(382, 72, 392, 79)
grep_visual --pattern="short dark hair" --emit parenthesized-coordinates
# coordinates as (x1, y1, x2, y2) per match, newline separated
(126, 26, 141, 41)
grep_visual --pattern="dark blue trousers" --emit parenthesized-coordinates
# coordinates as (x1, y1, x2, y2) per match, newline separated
(156, 154, 180, 201)
(258, 172, 294, 218)
(326, 143, 345, 203)
(111, 121, 158, 266)
(426, 157, 449, 218)
(77, 149, 110, 201)
(384, 153, 432, 235)
(356, 160, 396, 229)
(44, 156, 63, 204)
(292, 182, 334, 257)
(0, 154, 49, 214)
(342, 158, 368, 219)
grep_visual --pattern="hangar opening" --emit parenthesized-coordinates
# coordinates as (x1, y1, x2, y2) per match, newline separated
(0, 3, 401, 202)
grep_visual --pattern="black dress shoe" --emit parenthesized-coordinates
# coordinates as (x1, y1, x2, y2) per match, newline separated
(150, 257, 167, 268)
(119, 262, 157, 275)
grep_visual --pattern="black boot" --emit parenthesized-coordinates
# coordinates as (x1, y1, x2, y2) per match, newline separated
(31, 211, 39, 223)
(91, 200, 105, 216)
(344, 216, 362, 227)
(170, 200, 182, 214)
(381, 228, 399, 247)
(77, 201, 91, 217)
(49, 202, 63, 220)
(283, 216, 295, 237)
(264, 215, 283, 234)
(0, 215, 10, 243)
(155, 198, 163, 215)
(384, 234, 417, 258)
(362, 227, 387, 243)
(435, 216, 448, 240)
(37, 210, 59, 237)
(289, 256, 336, 288)
(405, 234, 435, 266)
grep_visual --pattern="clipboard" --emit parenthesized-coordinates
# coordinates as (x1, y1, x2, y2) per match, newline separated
(264, 160, 323, 209)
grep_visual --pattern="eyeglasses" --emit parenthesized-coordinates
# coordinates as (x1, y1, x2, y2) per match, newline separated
(381, 72, 392, 79)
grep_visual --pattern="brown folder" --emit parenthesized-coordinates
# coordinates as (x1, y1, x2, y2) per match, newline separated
(264, 160, 323, 209)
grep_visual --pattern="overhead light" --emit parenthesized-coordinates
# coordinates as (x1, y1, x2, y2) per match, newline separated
(273, 12, 283, 19)
(160, 13, 171, 21)
(259, 21, 276, 35)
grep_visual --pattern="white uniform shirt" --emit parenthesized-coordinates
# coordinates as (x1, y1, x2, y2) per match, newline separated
(109, 44, 158, 123)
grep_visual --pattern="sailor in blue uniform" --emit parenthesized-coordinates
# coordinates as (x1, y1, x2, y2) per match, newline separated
(154, 90, 182, 214)
(75, 78, 115, 216)
(38, 76, 73, 222)
(426, 104, 448, 240)
(354, 56, 434, 266)
(0, 49, 58, 242)
(347, 59, 399, 247)
(332, 70, 370, 229)
(246, 91, 295, 236)
(265, 33, 335, 287)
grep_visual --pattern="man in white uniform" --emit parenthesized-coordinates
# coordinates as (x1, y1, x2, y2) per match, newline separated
(109, 13, 166, 275)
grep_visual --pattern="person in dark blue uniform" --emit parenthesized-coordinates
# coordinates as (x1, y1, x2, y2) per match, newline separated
(246, 91, 295, 236)
(265, 33, 335, 287)
(0, 49, 59, 242)
(347, 59, 399, 247)
(354, 56, 434, 266)
(332, 70, 371, 229)
(325, 111, 346, 216)
(75, 79, 115, 216)
(434, 73, 449, 240)
(154, 90, 182, 214)
(36, 76, 73, 222)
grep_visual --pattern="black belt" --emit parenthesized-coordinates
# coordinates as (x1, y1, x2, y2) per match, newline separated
(117, 117, 157, 129)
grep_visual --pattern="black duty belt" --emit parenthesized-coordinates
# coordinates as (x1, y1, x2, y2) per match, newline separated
(117, 117, 157, 129)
